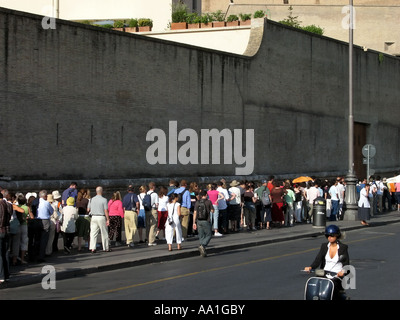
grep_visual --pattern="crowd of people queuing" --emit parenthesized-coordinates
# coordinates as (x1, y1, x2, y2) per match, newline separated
(0, 174, 399, 283)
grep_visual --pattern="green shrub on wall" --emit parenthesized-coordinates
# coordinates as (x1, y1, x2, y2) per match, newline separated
(172, 2, 188, 23)
(138, 18, 153, 27)
(253, 10, 265, 19)
(226, 14, 239, 22)
(300, 24, 324, 35)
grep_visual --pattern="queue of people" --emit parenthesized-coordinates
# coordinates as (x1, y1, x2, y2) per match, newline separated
(0, 174, 399, 283)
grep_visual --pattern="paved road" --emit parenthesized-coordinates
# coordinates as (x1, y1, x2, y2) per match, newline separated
(2, 223, 399, 301)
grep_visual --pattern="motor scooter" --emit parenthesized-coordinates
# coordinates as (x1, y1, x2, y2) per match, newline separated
(302, 269, 349, 300)
(302, 255, 350, 300)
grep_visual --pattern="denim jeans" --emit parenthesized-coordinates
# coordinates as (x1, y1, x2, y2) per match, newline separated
(330, 200, 339, 221)
(210, 205, 219, 230)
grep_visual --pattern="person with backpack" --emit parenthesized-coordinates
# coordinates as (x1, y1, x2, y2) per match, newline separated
(193, 190, 214, 257)
(61, 182, 78, 208)
(173, 180, 191, 240)
(145, 182, 159, 247)
(255, 180, 272, 230)
(137, 186, 147, 244)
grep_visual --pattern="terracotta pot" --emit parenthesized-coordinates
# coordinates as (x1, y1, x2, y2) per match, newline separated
(171, 22, 187, 30)
(138, 26, 152, 32)
(187, 23, 200, 29)
(125, 27, 137, 33)
(200, 23, 212, 28)
(212, 21, 226, 28)
(240, 20, 251, 26)
(226, 21, 239, 27)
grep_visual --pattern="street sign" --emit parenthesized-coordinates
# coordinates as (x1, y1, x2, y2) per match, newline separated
(363, 158, 374, 165)
(362, 144, 376, 159)
(362, 144, 376, 179)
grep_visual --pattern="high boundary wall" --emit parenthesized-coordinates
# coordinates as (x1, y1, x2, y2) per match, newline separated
(0, 7, 399, 190)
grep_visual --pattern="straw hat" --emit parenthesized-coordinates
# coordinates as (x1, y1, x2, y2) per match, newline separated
(52, 190, 61, 200)
(230, 180, 240, 187)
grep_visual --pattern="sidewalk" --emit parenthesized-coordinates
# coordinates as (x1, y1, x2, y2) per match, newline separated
(3, 210, 400, 289)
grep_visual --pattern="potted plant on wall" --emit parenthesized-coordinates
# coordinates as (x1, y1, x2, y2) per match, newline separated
(138, 18, 153, 32)
(171, 2, 188, 30)
(125, 18, 138, 32)
(186, 12, 201, 29)
(254, 10, 266, 19)
(239, 13, 252, 26)
(112, 19, 125, 31)
(212, 10, 226, 28)
(200, 13, 212, 28)
(226, 14, 239, 27)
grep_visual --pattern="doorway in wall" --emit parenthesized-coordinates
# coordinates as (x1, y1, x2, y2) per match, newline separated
(354, 122, 368, 180)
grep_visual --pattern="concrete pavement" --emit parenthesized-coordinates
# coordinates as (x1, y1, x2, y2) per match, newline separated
(2, 210, 400, 289)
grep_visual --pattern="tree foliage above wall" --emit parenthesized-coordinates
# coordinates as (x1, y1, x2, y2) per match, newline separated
(279, 6, 324, 35)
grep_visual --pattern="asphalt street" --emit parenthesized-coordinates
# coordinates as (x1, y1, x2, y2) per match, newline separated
(2, 223, 400, 301)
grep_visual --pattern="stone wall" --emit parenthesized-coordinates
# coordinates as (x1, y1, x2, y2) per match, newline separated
(0, 7, 399, 188)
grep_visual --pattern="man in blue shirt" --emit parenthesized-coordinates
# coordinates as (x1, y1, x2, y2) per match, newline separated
(122, 186, 139, 248)
(61, 182, 78, 207)
(36, 190, 54, 262)
(174, 180, 191, 239)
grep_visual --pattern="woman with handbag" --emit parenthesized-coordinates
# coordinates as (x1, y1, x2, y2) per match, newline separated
(358, 184, 371, 226)
(165, 193, 182, 251)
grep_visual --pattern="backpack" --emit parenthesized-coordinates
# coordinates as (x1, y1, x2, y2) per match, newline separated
(197, 199, 208, 220)
(176, 188, 188, 204)
(142, 192, 153, 211)
(261, 188, 271, 206)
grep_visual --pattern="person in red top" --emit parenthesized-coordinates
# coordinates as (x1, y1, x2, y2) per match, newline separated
(267, 175, 275, 192)
(207, 183, 224, 237)
(108, 191, 124, 246)
(270, 180, 286, 227)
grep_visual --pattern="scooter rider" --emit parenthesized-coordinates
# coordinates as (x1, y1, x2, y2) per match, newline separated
(304, 225, 350, 299)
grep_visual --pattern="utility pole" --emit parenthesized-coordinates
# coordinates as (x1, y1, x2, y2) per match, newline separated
(344, 1, 358, 221)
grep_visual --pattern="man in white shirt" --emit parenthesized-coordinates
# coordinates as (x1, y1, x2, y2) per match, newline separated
(228, 180, 242, 232)
(369, 177, 378, 217)
(146, 182, 159, 246)
(88, 186, 110, 253)
(305, 181, 319, 223)
(329, 180, 339, 221)
(336, 177, 345, 220)
(375, 176, 384, 214)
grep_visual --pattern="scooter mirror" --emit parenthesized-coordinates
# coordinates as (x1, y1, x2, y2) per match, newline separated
(339, 255, 346, 263)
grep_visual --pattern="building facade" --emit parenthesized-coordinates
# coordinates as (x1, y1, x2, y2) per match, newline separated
(202, 0, 400, 56)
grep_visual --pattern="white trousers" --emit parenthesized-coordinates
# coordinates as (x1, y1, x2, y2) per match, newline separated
(165, 215, 182, 245)
(89, 216, 109, 251)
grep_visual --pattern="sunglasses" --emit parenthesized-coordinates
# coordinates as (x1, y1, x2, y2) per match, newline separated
(325, 233, 338, 238)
